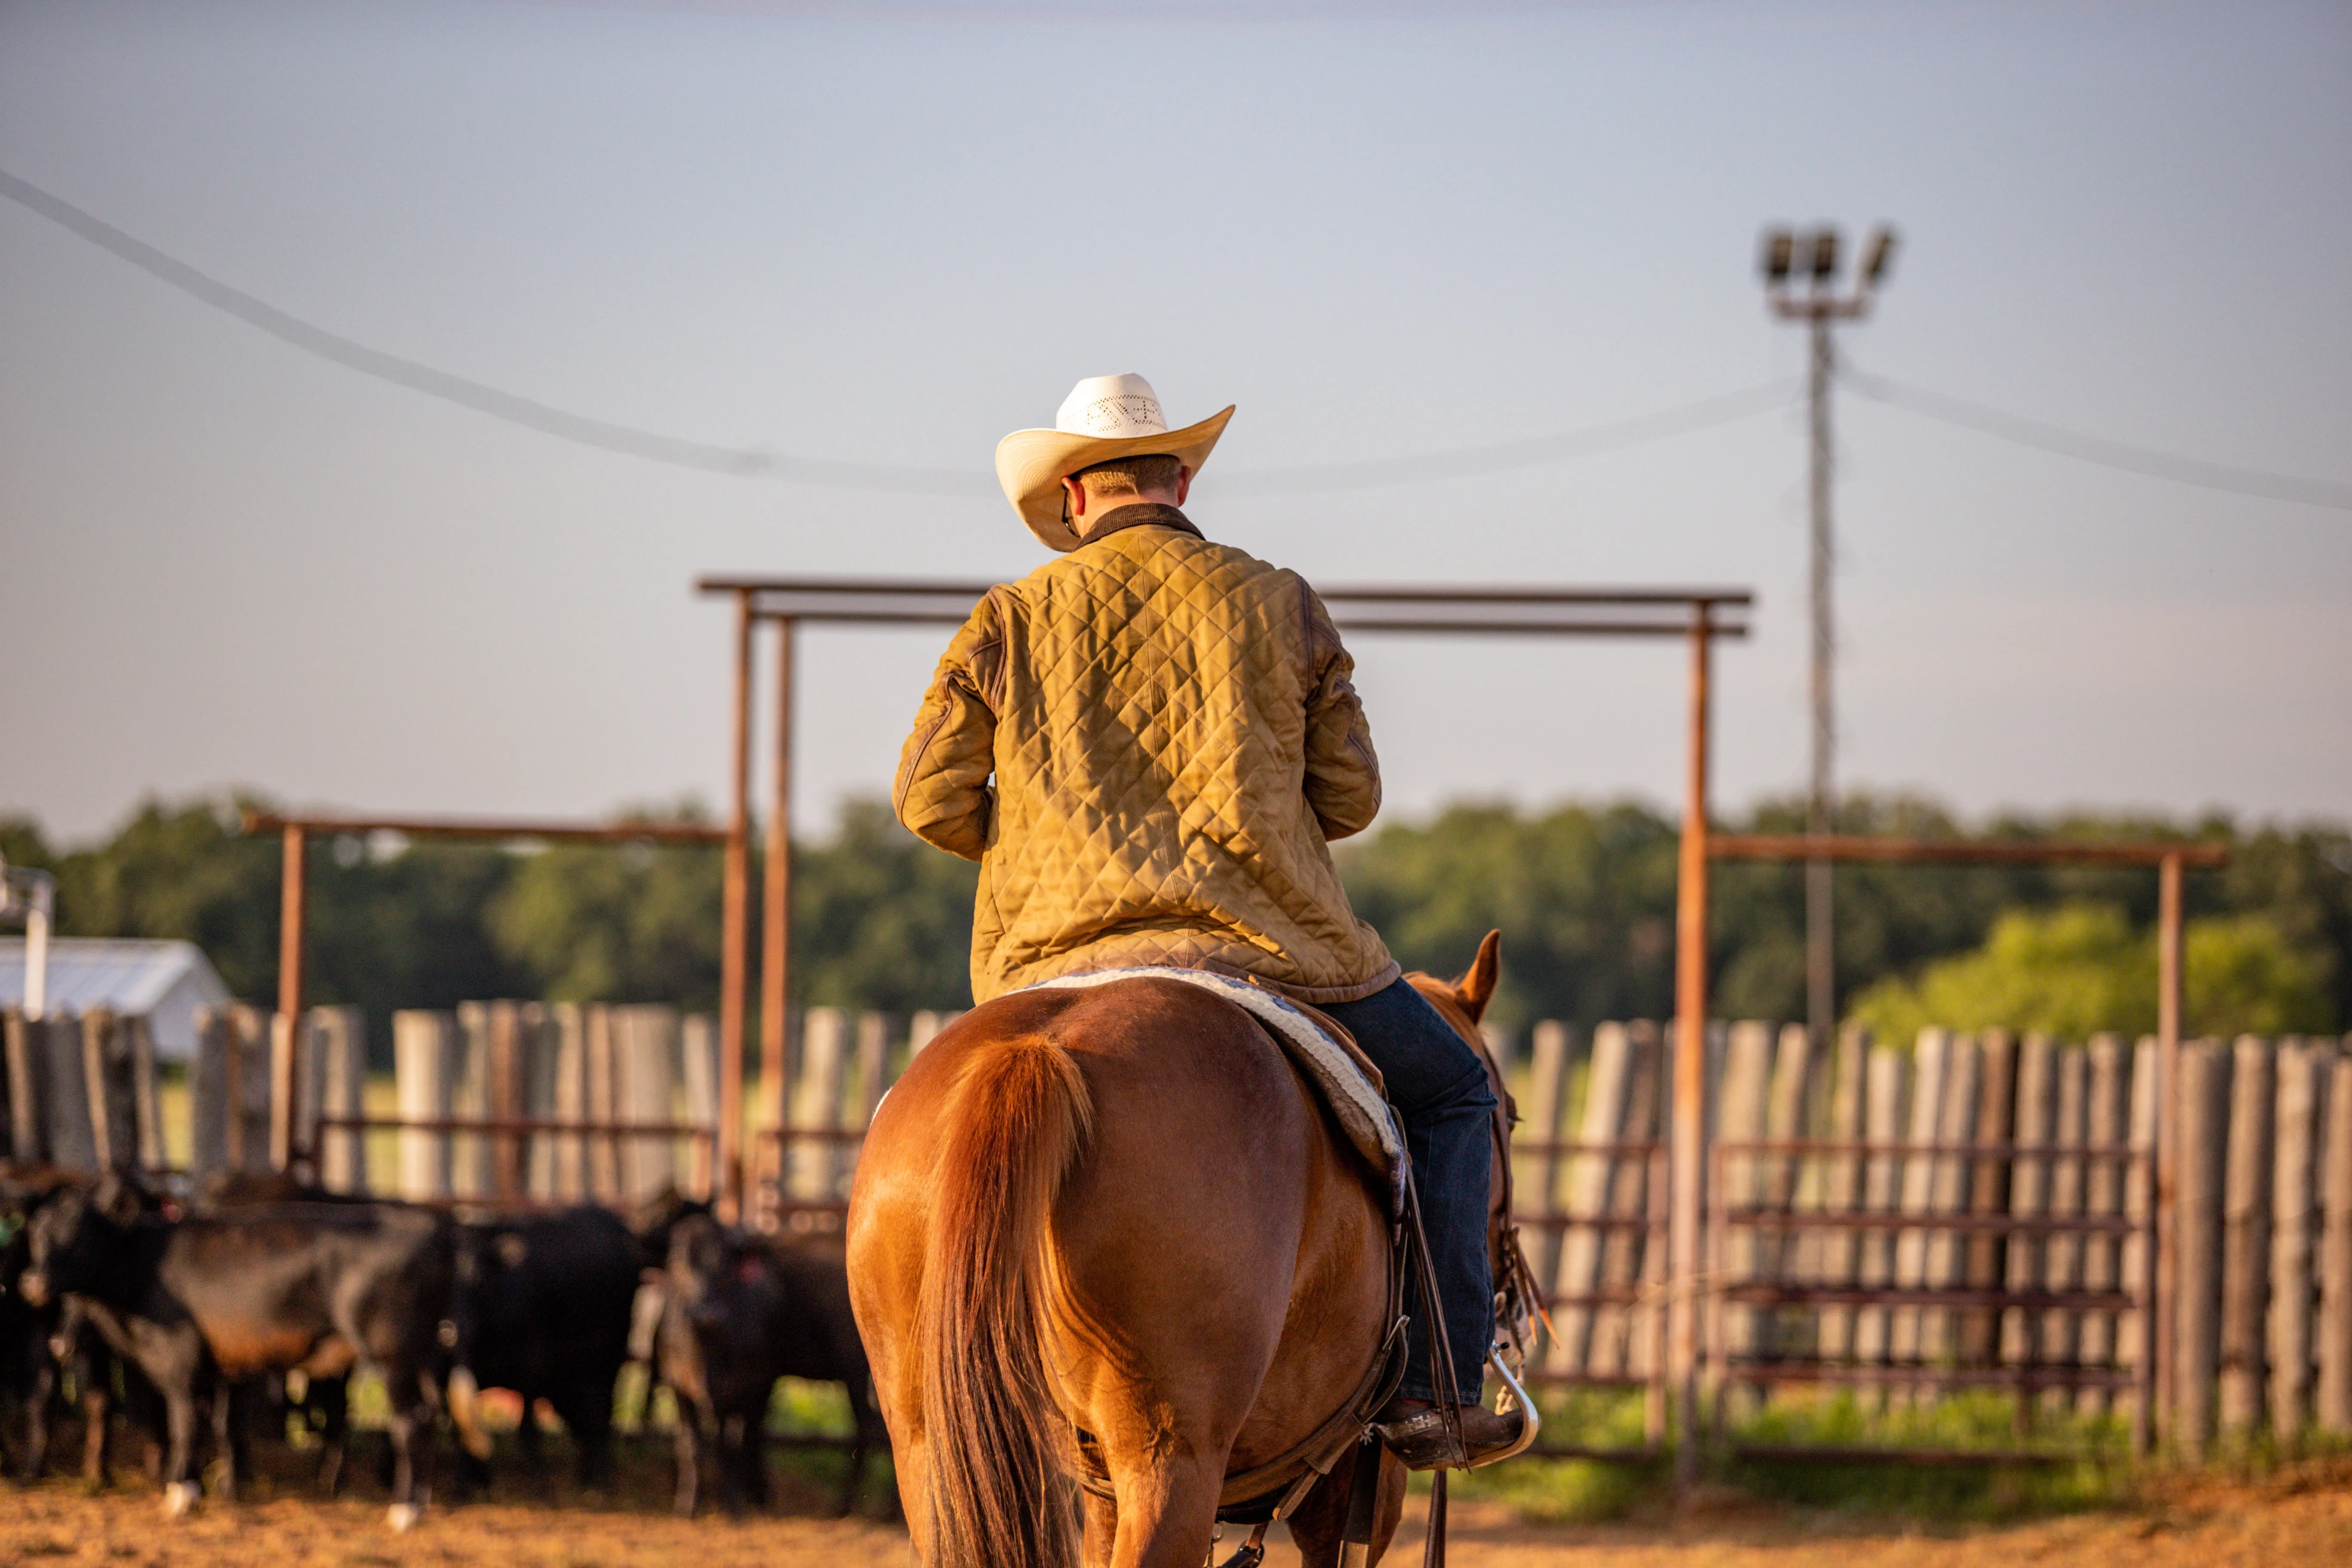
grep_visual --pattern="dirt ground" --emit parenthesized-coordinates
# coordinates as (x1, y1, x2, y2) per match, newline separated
(6, 1455, 2349, 1568)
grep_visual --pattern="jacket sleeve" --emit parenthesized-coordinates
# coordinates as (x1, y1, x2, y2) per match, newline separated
(1299, 584, 1382, 841)
(894, 596, 1004, 861)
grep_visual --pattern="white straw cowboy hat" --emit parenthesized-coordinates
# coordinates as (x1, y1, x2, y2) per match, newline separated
(994, 374, 1235, 552)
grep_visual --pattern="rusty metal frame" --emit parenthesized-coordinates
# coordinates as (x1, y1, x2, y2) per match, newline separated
(241, 810, 728, 1179)
(1696, 833, 2229, 1467)
(695, 577, 1752, 1260)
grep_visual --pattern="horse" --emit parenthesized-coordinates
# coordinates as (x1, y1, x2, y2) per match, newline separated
(846, 931, 1531, 1568)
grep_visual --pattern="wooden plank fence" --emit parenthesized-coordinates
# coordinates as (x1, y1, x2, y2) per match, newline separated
(11, 998, 2352, 1457)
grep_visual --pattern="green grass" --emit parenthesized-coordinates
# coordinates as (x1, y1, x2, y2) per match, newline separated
(1447, 1387, 1662, 1524)
(1444, 1384, 2155, 1528)
(1722, 1389, 2129, 1522)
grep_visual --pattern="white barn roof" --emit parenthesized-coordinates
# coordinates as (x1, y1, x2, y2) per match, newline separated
(0, 937, 233, 1060)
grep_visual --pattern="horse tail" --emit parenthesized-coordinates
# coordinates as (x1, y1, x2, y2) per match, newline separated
(918, 1034, 1092, 1568)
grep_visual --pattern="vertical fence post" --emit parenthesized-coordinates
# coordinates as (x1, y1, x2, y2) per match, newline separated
(80, 1009, 142, 1172)
(452, 1003, 491, 1200)
(1852, 1042, 1907, 1378)
(189, 1005, 225, 1176)
(1602, 1022, 1663, 1381)
(1921, 1033, 1981, 1377)
(3, 1008, 45, 1161)
(1715, 1021, 1773, 1412)
(2003, 1033, 2058, 1417)
(1520, 1020, 1575, 1304)
(2042, 1046, 2090, 1415)
(587, 1005, 622, 1199)
(271, 824, 306, 1171)
(2318, 1053, 2352, 1433)
(1669, 602, 1714, 1493)
(617, 1006, 681, 1201)
(2269, 1040, 2326, 1446)
(2220, 1036, 2277, 1435)
(315, 1007, 368, 1194)
(1553, 1021, 1633, 1375)
(790, 1008, 850, 1210)
(129, 1015, 163, 1172)
(394, 1011, 456, 1201)
(2079, 1035, 2129, 1414)
(1816, 1025, 1868, 1362)
(717, 588, 753, 1220)
(2151, 853, 2184, 1449)
(2175, 1039, 2229, 1461)
(1963, 1030, 2018, 1369)
(1762, 1023, 1813, 1363)
(682, 1014, 720, 1201)
(1891, 1028, 1952, 1372)
(851, 1011, 892, 1129)
(521, 1006, 560, 1199)
(758, 615, 796, 1226)
(551, 1003, 588, 1200)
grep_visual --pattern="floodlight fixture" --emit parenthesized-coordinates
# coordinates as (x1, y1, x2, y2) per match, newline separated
(1810, 226, 1841, 283)
(1762, 228, 1794, 285)
(1860, 226, 1898, 288)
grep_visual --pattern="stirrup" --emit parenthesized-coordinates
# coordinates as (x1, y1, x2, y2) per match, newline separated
(1465, 1344, 1542, 1470)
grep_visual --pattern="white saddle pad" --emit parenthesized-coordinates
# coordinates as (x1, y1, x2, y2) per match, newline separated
(1023, 966, 1405, 1213)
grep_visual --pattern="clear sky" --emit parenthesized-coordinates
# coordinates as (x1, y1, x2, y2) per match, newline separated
(3, 0, 2347, 845)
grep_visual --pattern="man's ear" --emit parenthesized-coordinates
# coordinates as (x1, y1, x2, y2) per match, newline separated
(1174, 465, 1192, 505)
(1061, 474, 1088, 523)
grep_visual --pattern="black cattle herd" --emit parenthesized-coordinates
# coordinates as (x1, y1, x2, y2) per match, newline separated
(0, 1161, 883, 1528)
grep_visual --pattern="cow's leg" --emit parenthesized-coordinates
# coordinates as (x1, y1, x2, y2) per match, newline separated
(312, 1376, 349, 1497)
(158, 1384, 199, 1519)
(77, 1354, 113, 1489)
(743, 1407, 769, 1511)
(380, 1365, 436, 1532)
(554, 1384, 615, 1492)
(715, 1411, 745, 1517)
(208, 1382, 242, 1504)
(717, 1410, 752, 1517)
(18, 1356, 52, 1480)
(669, 1398, 703, 1518)
(515, 1394, 548, 1491)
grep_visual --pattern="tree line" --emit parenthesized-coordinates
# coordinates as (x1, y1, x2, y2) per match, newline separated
(3, 791, 2345, 1059)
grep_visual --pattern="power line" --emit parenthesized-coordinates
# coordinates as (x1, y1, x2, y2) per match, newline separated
(1841, 364, 2352, 513)
(0, 166, 1794, 494)
(1215, 380, 1797, 495)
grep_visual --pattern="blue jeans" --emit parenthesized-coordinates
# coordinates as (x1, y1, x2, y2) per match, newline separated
(1320, 978, 1496, 1403)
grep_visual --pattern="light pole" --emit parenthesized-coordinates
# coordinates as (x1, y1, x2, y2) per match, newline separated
(1, 855, 56, 1021)
(1760, 223, 1896, 1047)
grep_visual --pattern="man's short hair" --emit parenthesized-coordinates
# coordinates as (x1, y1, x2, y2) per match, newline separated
(1073, 453, 1183, 499)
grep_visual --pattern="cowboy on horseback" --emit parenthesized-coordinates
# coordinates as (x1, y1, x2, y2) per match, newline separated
(892, 374, 1521, 1470)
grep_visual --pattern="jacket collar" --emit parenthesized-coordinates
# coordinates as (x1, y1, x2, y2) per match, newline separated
(1075, 502, 1203, 547)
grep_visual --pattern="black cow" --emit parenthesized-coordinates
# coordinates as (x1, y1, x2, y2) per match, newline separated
(20, 1177, 458, 1527)
(447, 1204, 640, 1494)
(1, 1165, 162, 1486)
(650, 1213, 884, 1518)
(184, 1170, 383, 1496)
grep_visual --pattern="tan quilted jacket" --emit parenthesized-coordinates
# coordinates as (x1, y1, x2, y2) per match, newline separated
(894, 504, 1398, 1005)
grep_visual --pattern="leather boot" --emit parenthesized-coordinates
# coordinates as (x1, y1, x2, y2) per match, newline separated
(1370, 1396, 1525, 1471)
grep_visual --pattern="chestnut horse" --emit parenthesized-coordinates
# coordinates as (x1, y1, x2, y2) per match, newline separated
(847, 933, 1525, 1568)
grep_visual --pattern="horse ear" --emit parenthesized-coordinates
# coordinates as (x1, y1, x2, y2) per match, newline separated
(1455, 930, 1502, 1023)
